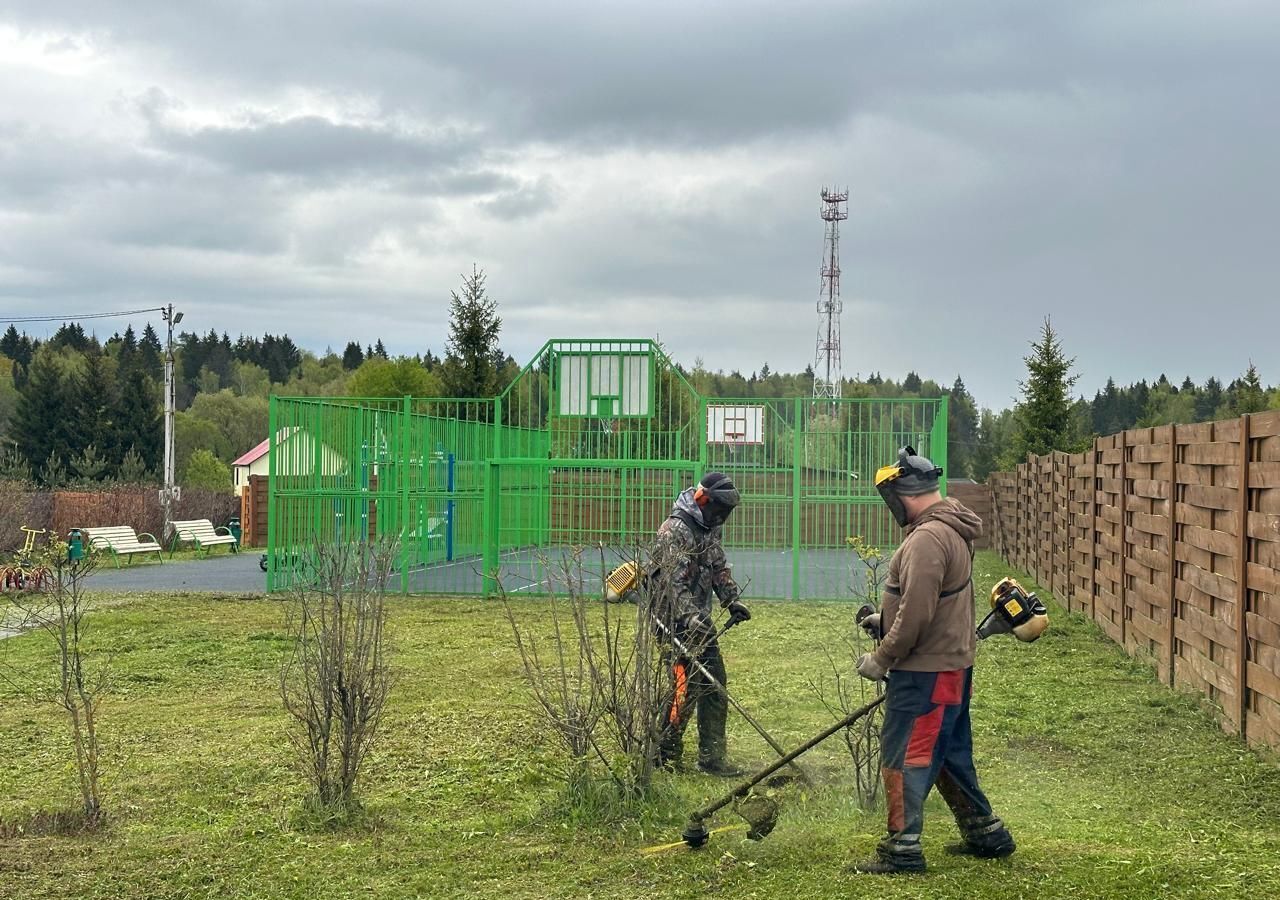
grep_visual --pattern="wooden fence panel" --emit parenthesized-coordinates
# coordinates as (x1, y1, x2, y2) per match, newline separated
(1246, 411, 1280, 745)
(1066, 450, 1092, 617)
(986, 411, 1280, 750)
(1173, 419, 1244, 729)
(1093, 432, 1125, 644)
(1124, 426, 1174, 676)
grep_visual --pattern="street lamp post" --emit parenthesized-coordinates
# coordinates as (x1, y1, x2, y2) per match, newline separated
(160, 304, 183, 538)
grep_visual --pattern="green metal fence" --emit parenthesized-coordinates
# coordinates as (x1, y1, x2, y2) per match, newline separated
(267, 339, 946, 599)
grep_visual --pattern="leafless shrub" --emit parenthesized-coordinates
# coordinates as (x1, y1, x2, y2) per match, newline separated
(807, 535, 888, 808)
(0, 541, 108, 826)
(280, 539, 395, 814)
(502, 545, 669, 806)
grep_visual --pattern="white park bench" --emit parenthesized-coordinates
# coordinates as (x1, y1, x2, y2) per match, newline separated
(169, 519, 239, 557)
(86, 526, 164, 568)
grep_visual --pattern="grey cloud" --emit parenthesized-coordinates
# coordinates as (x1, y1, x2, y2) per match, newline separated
(477, 177, 558, 221)
(149, 114, 479, 179)
(2, 1, 1280, 409)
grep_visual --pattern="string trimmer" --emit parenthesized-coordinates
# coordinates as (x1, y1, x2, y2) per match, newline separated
(678, 692, 885, 849)
(652, 613, 813, 786)
(676, 602, 885, 849)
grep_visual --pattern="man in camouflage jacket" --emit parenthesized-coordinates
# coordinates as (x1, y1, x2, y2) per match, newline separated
(652, 472, 751, 777)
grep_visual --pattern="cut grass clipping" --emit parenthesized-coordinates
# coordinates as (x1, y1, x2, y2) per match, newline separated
(1, 552, 1278, 899)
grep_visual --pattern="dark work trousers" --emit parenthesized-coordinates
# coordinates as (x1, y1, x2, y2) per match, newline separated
(879, 667, 995, 855)
(659, 630, 729, 766)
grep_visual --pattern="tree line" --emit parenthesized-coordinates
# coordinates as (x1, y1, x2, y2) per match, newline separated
(3, 288, 1276, 491)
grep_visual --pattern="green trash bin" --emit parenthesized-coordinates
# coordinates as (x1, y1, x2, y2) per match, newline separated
(67, 528, 85, 562)
(226, 517, 242, 547)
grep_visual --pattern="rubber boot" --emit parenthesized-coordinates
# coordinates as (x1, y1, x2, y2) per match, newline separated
(849, 836, 927, 875)
(696, 758, 744, 778)
(945, 815, 1016, 859)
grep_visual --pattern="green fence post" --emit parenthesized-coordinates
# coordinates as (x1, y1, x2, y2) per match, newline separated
(494, 396, 503, 458)
(792, 396, 803, 600)
(934, 396, 949, 497)
(400, 395, 411, 594)
(483, 460, 499, 597)
(698, 396, 709, 474)
(266, 395, 276, 593)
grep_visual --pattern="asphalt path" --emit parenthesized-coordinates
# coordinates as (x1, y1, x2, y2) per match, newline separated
(84, 550, 267, 595)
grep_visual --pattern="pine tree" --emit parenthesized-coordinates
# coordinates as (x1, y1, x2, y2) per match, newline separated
(439, 265, 505, 399)
(947, 375, 979, 479)
(903, 371, 923, 393)
(39, 451, 67, 488)
(1091, 378, 1122, 435)
(67, 352, 116, 469)
(13, 352, 73, 472)
(373, 339, 389, 359)
(70, 443, 108, 482)
(1196, 377, 1223, 422)
(0, 444, 33, 482)
(118, 325, 139, 369)
(1006, 318, 1080, 464)
(1236, 362, 1267, 414)
(114, 370, 162, 473)
(139, 324, 164, 379)
(0, 325, 19, 359)
(342, 342, 365, 370)
(117, 445, 151, 483)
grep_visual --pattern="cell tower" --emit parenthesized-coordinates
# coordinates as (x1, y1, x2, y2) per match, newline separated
(813, 187, 847, 404)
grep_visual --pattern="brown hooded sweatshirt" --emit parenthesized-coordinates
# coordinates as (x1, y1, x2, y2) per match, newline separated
(871, 498, 983, 673)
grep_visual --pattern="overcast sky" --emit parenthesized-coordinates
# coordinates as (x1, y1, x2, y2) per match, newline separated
(2, 1, 1278, 409)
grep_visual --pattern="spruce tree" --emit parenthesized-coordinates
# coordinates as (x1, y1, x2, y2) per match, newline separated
(13, 352, 73, 472)
(1236, 362, 1267, 414)
(342, 342, 365, 370)
(947, 375, 979, 479)
(1196, 377, 1223, 422)
(439, 265, 505, 399)
(114, 370, 162, 473)
(1006, 318, 1080, 465)
(0, 325, 19, 359)
(139, 324, 164, 379)
(117, 445, 151, 483)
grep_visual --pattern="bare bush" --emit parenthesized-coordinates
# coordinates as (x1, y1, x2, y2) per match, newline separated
(0, 541, 108, 825)
(807, 536, 888, 808)
(280, 540, 395, 813)
(503, 546, 669, 806)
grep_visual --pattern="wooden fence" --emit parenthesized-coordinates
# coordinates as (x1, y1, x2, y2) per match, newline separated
(989, 411, 1280, 750)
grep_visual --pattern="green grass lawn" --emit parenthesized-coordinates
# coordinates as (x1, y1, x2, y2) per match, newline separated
(2, 551, 1278, 899)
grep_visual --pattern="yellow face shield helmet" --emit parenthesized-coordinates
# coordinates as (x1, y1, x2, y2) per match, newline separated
(875, 446, 943, 527)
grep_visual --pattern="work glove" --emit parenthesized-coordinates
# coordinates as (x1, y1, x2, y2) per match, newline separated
(856, 653, 887, 682)
(858, 613, 882, 641)
(684, 612, 716, 642)
(725, 600, 752, 625)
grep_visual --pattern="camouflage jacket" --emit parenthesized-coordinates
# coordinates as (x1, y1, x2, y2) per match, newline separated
(651, 488, 741, 624)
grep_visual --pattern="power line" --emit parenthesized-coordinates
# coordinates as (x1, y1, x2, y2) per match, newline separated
(4, 307, 162, 324)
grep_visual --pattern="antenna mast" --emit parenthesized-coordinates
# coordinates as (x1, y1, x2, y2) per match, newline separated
(813, 188, 847, 407)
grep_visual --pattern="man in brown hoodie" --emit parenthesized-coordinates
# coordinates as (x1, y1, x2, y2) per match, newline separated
(850, 447, 1015, 875)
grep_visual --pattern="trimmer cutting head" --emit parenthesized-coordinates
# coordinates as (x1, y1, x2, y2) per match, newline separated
(681, 818, 710, 849)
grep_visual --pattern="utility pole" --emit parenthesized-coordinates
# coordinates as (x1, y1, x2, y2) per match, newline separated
(812, 187, 848, 410)
(160, 303, 184, 538)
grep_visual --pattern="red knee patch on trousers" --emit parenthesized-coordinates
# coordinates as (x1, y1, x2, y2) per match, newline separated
(883, 767, 905, 833)
(905, 705, 945, 767)
(931, 669, 965, 705)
